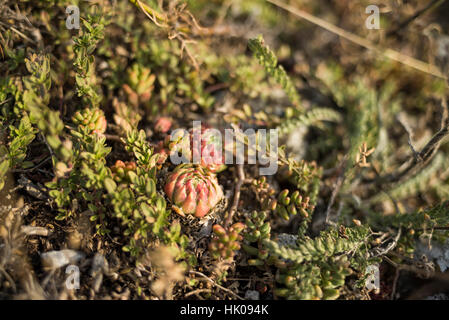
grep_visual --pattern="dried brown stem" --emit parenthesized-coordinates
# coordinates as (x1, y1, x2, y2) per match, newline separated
(325, 159, 347, 225)
(225, 164, 245, 228)
(189, 271, 244, 300)
(377, 98, 449, 185)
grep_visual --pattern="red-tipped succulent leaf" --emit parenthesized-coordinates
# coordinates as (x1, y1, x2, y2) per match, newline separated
(189, 125, 225, 173)
(164, 164, 223, 218)
(72, 108, 107, 135)
(154, 117, 172, 134)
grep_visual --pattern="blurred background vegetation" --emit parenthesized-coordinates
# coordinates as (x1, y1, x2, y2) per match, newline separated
(1, 0, 449, 300)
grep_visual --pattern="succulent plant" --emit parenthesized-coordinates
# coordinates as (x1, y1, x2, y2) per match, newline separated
(112, 98, 142, 134)
(123, 63, 155, 107)
(274, 189, 314, 221)
(164, 164, 224, 218)
(164, 124, 226, 172)
(209, 223, 246, 260)
(72, 108, 107, 135)
(277, 160, 322, 202)
(189, 125, 225, 173)
(244, 211, 271, 243)
(275, 256, 352, 300)
(154, 141, 169, 166)
(242, 211, 271, 266)
(151, 134, 180, 167)
(110, 160, 137, 183)
(154, 117, 172, 134)
(250, 177, 277, 211)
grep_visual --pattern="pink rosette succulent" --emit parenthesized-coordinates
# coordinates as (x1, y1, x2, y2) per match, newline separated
(189, 125, 226, 173)
(164, 164, 224, 218)
(154, 117, 172, 134)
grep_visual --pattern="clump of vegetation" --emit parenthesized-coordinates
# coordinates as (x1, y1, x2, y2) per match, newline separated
(1, 0, 449, 300)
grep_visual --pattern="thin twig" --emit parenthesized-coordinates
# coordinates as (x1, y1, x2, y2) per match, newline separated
(379, 98, 449, 184)
(129, 0, 167, 23)
(371, 227, 402, 258)
(225, 164, 245, 228)
(184, 288, 212, 298)
(40, 134, 55, 159)
(103, 134, 125, 144)
(383, 254, 439, 299)
(0, 21, 36, 44)
(136, 0, 167, 28)
(370, 163, 401, 215)
(387, 0, 447, 38)
(397, 113, 421, 161)
(0, 98, 11, 106)
(414, 226, 449, 232)
(390, 264, 401, 300)
(131, 0, 200, 70)
(325, 157, 348, 225)
(11, 157, 51, 173)
(189, 271, 245, 300)
(383, 254, 436, 278)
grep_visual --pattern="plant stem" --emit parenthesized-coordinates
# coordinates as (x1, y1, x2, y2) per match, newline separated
(128, 0, 167, 23)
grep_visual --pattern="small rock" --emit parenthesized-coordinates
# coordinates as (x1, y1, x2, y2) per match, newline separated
(276, 233, 298, 247)
(415, 240, 449, 272)
(244, 290, 260, 300)
(21, 225, 50, 236)
(41, 249, 84, 270)
(90, 253, 109, 293)
(67, 229, 83, 249)
(426, 293, 449, 300)
(17, 175, 49, 200)
(197, 218, 214, 238)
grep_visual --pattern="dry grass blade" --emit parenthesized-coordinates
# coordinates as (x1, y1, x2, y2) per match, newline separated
(266, 0, 447, 80)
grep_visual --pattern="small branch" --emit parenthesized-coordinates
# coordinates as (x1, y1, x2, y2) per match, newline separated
(390, 264, 401, 300)
(0, 21, 36, 44)
(370, 163, 402, 215)
(411, 226, 449, 233)
(189, 271, 245, 300)
(205, 83, 229, 93)
(225, 164, 245, 228)
(371, 227, 402, 258)
(129, 0, 200, 70)
(129, 0, 167, 24)
(40, 133, 55, 160)
(383, 254, 438, 300)
(11, 157, 51, 173)
(397, 113, 421, 161)
(103, 134, 125, 144)
(387, 0, 447, 38)
(0, 98, 11, 106)
(325, 159, 347, 225)
(184, 288, 212, 299)
(380, 98, 449, 184)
